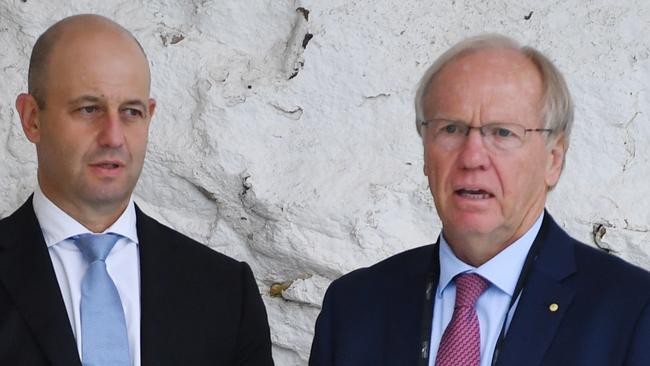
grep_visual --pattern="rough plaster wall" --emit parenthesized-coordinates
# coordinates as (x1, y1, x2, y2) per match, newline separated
(1, 0, 649, 364)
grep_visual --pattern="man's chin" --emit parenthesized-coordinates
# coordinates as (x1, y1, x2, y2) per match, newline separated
(80, 186, 133, 209)
(443, 212, 503, 236)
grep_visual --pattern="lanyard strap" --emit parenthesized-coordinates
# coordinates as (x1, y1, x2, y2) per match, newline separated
(417, 265, 438, 366)
(490, 231, 544, 365)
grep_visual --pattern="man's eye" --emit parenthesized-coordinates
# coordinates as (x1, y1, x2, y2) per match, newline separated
(79, 106, 98, 114)
(441, 124, 460, 134)
(124, 108, 143, 117)
(493, 127, 515, 138)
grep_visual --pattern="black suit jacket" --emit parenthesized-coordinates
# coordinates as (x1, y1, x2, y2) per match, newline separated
(309, 212, 650, 366)
(0, 197, 274, 366)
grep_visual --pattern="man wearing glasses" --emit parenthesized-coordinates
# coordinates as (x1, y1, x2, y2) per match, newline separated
(310, 35, 650, 366)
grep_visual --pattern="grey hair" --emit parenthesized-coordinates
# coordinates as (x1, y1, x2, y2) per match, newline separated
(414, 34, 573, 151)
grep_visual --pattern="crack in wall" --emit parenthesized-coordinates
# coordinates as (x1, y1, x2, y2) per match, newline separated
(282, 7, 312, 80)
(624, 219, 650, 233)
(365, 92, 391, 99)
(592, 223, 617, 253)
(270, 102, 304, 120)
(622, 111, 639, 172)
(157, 21, 187, 47)
(358, 92, 391, 106)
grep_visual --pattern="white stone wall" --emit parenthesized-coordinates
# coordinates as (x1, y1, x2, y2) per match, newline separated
(1, 0, 649, 364)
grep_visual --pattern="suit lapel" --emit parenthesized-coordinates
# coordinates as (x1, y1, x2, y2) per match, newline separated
(384, 242, 440, 365)
(136, 206, 176, 365)
(495, 213, 577, 366)
(0, 198, 81, 366)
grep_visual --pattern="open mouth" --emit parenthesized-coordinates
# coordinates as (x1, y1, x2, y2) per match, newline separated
(455, 188, 494, 199)
(92, 161, 123, 169)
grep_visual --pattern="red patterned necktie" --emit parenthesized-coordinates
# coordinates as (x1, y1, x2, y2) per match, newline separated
(435, 273, 490, 366)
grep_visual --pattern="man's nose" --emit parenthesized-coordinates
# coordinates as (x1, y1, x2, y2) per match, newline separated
(97, 111, 125, 148)
(458, 127, 491, 170)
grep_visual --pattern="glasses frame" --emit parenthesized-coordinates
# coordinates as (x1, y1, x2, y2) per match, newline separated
(419, 119, 554, 151)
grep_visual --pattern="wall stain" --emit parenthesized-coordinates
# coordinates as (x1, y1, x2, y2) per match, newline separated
(302, 33, 314, 49)
(297, 7, 310, 21)
(593, 223, 617, 254)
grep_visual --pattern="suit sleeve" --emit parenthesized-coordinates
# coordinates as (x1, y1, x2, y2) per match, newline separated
(624, 297, 650, 366)
(234, 262, 274, 366)
(309, 282, 336, 366)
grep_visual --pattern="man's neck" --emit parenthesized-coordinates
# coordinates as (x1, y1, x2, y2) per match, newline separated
(443, 211, 545, 267)
(38, 187, 129, 233)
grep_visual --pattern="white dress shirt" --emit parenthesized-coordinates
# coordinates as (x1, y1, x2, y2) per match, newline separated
(32, 186, 141, 366)
(428, 212, 544, 366)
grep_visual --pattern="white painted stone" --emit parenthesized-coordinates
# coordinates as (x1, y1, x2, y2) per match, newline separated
(1, 1, 649, 364)
(280, 275, 330, 307)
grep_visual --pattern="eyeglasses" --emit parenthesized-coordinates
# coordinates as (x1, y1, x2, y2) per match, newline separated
(420, 119, 553, 151)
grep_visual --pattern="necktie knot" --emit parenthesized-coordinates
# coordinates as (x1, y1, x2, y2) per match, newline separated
(74, 233, 120, 263)
(454, 273, 489, 307)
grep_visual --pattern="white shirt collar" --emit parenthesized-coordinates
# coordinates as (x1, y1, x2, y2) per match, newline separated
(437, 211, 544, 298)
(32, 184, 139, 247)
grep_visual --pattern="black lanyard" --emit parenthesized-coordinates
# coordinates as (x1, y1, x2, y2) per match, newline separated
(417, 222, 546, 366)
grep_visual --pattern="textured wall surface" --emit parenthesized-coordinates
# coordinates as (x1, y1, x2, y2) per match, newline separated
(1, 0, 649, 364)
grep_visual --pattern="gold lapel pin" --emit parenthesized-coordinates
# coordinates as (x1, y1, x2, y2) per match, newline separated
(549, 303, 559, 312)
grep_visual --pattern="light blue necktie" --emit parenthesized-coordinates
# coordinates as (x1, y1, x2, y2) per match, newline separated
(75, 233, 131, 366)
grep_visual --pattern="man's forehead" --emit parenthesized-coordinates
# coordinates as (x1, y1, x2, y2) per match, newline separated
(54, 27, 139, 56)
(41, 25, 152, 104)
(438, 48, 538, 83)
(421, 48, 544, 122)
(425, 48, 542, 103)
(46, 26, 150, 80)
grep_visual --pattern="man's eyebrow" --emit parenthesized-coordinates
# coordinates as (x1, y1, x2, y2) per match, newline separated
(66, 96, 147, 110)
(67, 95, 103, 106)
(122, 99, 147, 110)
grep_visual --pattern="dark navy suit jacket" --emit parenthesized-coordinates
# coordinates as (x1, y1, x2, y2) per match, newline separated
(309, 212, 650, 366)
(0, 197, 274, 366)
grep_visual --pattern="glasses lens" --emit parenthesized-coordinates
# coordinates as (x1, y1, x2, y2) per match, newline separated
(483, 123, 525, 149)
(423, 120, 530, 150)
(428, 120, 466, 148)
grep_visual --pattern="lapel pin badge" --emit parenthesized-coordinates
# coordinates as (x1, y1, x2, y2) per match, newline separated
(549, 303, 559, 312)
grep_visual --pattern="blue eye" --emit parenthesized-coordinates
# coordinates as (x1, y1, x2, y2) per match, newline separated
(494, 128, 514, 137)
(442, 124, 459, 134)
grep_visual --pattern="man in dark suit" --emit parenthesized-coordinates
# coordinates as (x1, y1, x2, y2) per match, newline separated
(310, 34, 650, 366)
(1, 14, 274, 365)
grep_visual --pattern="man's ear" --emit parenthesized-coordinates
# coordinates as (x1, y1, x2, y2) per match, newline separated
(147, 97, 156, 119)
(545, 133, 566, 188)
(423, 136, 430, 176)
(16, 93, 42, 143)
